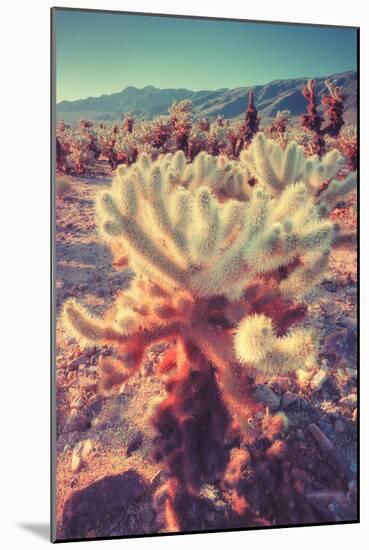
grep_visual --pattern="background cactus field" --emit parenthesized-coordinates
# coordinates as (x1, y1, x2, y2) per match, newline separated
(54, 76, 357, 539)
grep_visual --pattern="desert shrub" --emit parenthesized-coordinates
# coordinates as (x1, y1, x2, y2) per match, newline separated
(55, 175, 72, 197)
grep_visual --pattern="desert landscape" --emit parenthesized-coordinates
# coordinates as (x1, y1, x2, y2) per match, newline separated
(53, 73, 358, 540)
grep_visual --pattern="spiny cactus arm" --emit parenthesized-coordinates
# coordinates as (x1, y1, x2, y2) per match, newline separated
(242, 134, 283, 193)
(146, 165, 186, 250)
(62, 293, 183, 350)
(279, 250, 330, 299)
(234, 313, 316, 375)
(233, 313, 275, 364)
(320, 149, 345, 181)
(189, 187, 221, 264)
(191, 184, 333, 298)
(62, 299, 127, 346)
(317, 172, 357, 210)
(221, 200, 248, 243)
(242, 135, 344, 193)
(190, 190, 271, 297)
(96, 191, 188, 288)
(271, 182, 310, 223)
(280, 141, 305, 185)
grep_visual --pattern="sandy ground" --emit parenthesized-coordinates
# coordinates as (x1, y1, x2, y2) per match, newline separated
(54, 164, 357, 540)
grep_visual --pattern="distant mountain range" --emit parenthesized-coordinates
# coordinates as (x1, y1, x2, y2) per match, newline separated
(56, 71, 357, 125)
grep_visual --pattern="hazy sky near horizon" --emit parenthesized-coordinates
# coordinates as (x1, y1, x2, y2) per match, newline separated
(55, 9, 357, 102)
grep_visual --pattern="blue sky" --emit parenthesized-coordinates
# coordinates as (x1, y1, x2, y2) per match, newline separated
(55, 9, 357, 102)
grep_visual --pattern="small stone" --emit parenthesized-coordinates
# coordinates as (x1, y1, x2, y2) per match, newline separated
(206, 511, 216, 522)
(86, 346, 97, 357)
(339, 394, 357, 409)
(282, 391, 298, 409)
(91, 416, 100, 428)
(199, 484, 218, 501)
(70, 397, 83, 410)
(253, 385, 280, 411)
(310, 369, 328, 391)
(63, 409, 90, 433)
(334, 419, 345, 433)
(78, 363, 88, 371)
(308, 423, 334, 451)
(214, 499, 227, 511)
(86, 530, 96, 538)
(81, 439, 93, 459)
(349, 461, 357, 473)
(71, 452, 83, 473)
(79, 378, 98, 392)
(296, 369, 312, 386)
(91, 355, 98, 366)
(68, 357, 85, 371)
(109, 530, 121, 537)
(347, 480, 357, 503)
(126, 434, 143, 457)
(318, 420, 333, 435)
(352, 408, 357, 422)
(323, 281, 338, 293)
(296, 428, 304, 439)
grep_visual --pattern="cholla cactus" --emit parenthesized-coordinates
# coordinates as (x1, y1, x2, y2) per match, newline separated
(241, 133, 345, 194)
(270, 110, 291, 135)
(336, 125, 358, 171)
(61, 137, 351, 529)
(122, 113, 135, 133)
(169, 99, 193, 154)
(206, 121, 228, 155)
(321, 80, 346, 138)
(240, 90, 260, 148)
(113, 132, 138, 166)
(188, 125, 208, 160)
(141, 116, 174, 153)
(301, 79, 347, 156)
(67, 131, 96, 174)
(97, 125, 119, 169)
(197, 117, 211, 132)
(56, 136, 70, 174)
(227, 121, 244, 158)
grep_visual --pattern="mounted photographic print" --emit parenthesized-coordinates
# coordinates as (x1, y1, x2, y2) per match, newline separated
(51, 7, 359, 542)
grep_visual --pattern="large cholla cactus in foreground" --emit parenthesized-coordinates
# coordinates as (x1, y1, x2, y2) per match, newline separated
(62, 141, 356, 531)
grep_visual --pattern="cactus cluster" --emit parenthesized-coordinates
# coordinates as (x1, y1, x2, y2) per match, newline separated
(60, 133, 357, 530)
(56, 79, 356, 178)
(301, 79, 346, 156)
